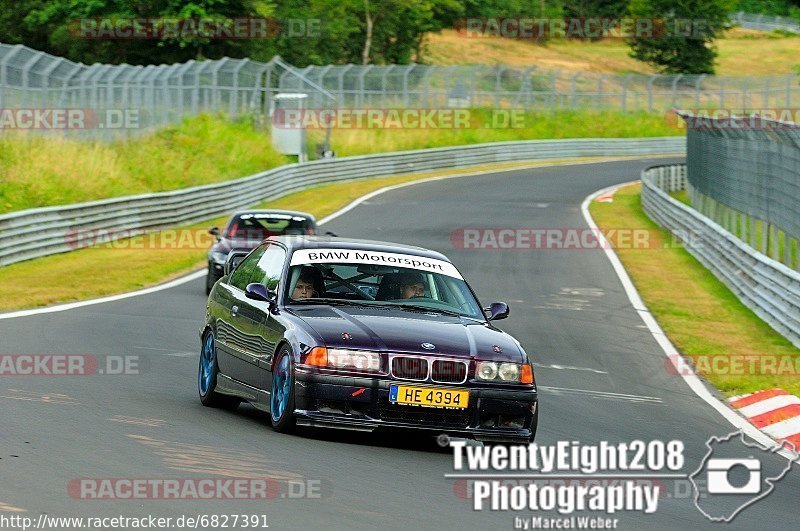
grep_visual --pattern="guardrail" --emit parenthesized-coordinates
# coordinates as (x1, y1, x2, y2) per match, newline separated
(641, 164, 800, 349)
(0, 137, 685, 267)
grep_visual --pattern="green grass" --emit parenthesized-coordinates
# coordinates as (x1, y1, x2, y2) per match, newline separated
(0, 114, 291, 214)
(310, 109, 681, 157)
(590, 184, 800, 397)
(1, 111, 680, 214)
(669, 189, 691, 205)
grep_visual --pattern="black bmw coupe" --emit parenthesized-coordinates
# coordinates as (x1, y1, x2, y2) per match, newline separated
(199, 236, 538, 443)
(206, 210, 317, 294)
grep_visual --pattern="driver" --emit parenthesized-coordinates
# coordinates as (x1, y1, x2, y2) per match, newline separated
(397, 272, 426, 299)
(292, 266, 325, 299)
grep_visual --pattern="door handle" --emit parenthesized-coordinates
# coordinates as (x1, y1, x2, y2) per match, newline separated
(231, 305, 239, 317)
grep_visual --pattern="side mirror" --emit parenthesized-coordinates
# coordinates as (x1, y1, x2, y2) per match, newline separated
(485, 302, 509, 321)
(245, 283, 274, 302)
(224, 251, 249, 277)
(324, 231, 338, 237)
(209, 227, 220, 240)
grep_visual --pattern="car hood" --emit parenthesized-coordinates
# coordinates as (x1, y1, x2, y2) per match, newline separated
(290, 304, 524, 363)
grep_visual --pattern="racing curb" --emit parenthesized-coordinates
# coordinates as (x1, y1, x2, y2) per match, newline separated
(729, 389, 800, 449)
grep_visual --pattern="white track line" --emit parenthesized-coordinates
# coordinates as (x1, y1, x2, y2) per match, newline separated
(0, 270, 205, 320)
(581, 182, 798, 461)
(1, 156, 673, 320)
(538, 385, 662, 403)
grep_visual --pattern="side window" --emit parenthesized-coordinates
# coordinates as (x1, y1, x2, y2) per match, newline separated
(251, 244, 287, 291)
(229, 245, 267, 290)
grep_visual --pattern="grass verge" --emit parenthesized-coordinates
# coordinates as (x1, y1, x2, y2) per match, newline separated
(590, 183, 800, 397)
(310, 110, 680, 157)
(1, 111, 680, 214)
(0, 157, 626, 312)
(0, 114, 290, 214)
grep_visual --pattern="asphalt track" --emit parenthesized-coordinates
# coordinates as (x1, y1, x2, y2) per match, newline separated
(1, 158, 797, 530)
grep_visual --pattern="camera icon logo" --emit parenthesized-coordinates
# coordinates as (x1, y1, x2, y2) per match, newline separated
(706, 457, 761, 494)
(690, 431, 798, 522)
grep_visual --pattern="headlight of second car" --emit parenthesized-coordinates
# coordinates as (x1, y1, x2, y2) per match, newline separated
(476, 361, 534, 384)
(210, 251, 228, 264)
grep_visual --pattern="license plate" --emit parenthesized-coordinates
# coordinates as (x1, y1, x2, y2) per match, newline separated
(389, 384, 469, 409)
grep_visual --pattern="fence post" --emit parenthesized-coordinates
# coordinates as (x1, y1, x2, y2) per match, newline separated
(230, 59, 248, 116)
(401, 64, 413, 108)
(571, 72, 581, 109)
(742, 76, 748, 109)
(695, 74, 705, 108)
(0, 45, 25, 108)
(621, 74, 630, 112)
(39, 57, 65, 108)
(671, 75, 682, 108)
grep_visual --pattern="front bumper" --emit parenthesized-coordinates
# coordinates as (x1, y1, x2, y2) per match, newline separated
(294, 369, 538, 443)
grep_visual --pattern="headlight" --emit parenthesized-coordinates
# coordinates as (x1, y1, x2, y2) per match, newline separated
(477, 361, 532, 384)
(319, 348, 381, 372)
(210, 251, 228, 264)
(498, 363, 520, 382)
(476, 361, 498, 380)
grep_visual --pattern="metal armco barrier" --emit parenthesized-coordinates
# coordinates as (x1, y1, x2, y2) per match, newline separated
(642, 164, 800, 349)
(0, 137, 685, 267)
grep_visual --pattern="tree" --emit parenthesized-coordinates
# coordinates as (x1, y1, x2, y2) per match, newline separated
(0, 0, 461, 66)
(2, 0, 277, 65)
(352, 0, 462, 65)
(627, 0, 736, 74)
(561, 0, 628, 40)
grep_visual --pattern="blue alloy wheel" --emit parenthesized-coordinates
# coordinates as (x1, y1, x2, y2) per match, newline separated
(198, 331, 239, 409)
(199, 332, 215, 397)
(270, 349, 296, 433)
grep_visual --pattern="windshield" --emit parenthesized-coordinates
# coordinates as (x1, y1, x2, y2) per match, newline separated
(225, 214, 312, 239)
(285, 249, 484, 319)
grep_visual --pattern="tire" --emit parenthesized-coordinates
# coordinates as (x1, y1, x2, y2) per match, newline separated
(270, 348, 296, 433)
(198, 331, 240, 409)
(205, 269, 216, 295)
